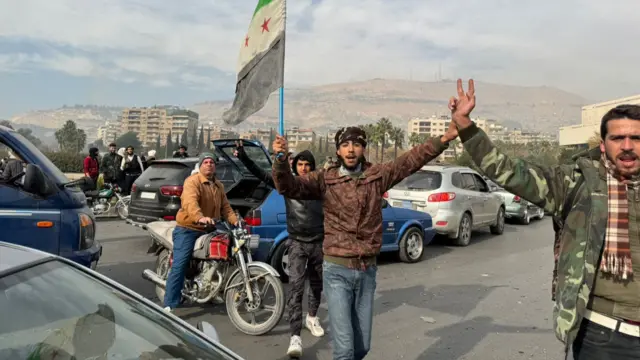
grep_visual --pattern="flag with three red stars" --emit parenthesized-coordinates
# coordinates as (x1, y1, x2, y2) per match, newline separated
(222, 0, 286, 125)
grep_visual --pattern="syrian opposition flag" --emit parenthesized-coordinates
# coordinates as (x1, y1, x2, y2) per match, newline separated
(222, 0, 286, 125)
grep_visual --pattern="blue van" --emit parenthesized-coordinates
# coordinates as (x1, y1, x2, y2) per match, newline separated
(0, 126, 101, 268)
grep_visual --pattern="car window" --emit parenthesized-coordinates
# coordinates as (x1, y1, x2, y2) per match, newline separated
(451, 172, 463, 188)
(472, 174, 489, 192)
(393, 170, 442, 191)
(0, 260, 238, 360)
(216, 146, 271, 175)
(137, 163, 193, 184)
(460, 173, 477, 191)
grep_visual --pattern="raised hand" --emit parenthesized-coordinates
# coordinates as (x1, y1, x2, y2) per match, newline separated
(449, 79, 475, 129)
(233, 140, 244, 157)
(272, 135, 289, 157)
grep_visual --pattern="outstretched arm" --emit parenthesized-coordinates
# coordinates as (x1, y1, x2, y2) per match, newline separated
(450, 79, 574, 213)
(236, 146, 275, 188)
(379, 136, 451, 191)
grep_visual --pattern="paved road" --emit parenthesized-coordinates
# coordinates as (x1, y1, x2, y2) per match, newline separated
(96, 218, 565, 360)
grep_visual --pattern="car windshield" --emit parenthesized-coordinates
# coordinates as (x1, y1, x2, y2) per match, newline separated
(393, 170, 442, 191)
(0, 260, 237, 360)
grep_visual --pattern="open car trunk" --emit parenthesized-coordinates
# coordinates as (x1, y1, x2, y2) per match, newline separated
(212, 139, 273, 218)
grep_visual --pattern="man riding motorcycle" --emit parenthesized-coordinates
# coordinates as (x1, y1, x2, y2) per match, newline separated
(163, 153, 238, 313)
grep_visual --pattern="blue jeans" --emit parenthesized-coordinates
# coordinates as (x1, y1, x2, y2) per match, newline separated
(163, 226, 203, 309)
(323, 261, 377, 360)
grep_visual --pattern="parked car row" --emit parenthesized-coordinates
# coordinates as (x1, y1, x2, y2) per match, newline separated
(485, 179, 545, 225)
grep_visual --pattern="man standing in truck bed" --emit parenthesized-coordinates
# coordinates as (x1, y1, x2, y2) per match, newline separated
(271, 125, 457, 360)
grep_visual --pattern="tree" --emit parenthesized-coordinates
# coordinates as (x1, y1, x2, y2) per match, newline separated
(116, 131, 142, 151)
(376, 117, 393, 163)
(55, 120, 86, 153)
(165, 131, 173, 158)
(0, 120, 14, 129)
(207, 127, 212, 150)
(175, 133, 180, 150)
(408, 132, 429, 147)
(389, 126, 405, 159)
(198, 125, 205, 153)
(17, 128, 42, 148)
(191, 126, 198, 149)
(155, 135, 161, 151)
(181, 128, 188, 147)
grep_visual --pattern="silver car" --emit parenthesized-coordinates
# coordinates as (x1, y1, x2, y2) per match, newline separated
(486, 180, 545, 225)
(387, 165, 505, 246)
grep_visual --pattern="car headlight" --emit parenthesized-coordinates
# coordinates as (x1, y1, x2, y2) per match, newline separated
(79, 213, 95, 250)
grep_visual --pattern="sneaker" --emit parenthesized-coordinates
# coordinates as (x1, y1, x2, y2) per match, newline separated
(305, 315, 325, 337)
(163, 306, 173, 314)
(286, 335, 302, 358)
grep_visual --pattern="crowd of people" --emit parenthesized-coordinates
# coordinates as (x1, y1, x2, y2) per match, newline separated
(82, 143, 156, 194)
(155, 79, 640, 360)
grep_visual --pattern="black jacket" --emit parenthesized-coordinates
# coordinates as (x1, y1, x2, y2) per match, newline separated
(237, 148, 324, 242)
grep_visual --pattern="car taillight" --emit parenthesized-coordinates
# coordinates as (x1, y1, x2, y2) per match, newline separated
(244, 209, 262, 226)
(428, 192, 456, 202)
(513, 196, 521, 203)
(383, 192, 388, 198)
(131, 183, 137, 193)
(160, 185, 183, 197)
(163, 215, 175, 221)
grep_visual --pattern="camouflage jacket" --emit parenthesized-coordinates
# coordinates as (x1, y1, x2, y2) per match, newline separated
(459, 124, 610, 355)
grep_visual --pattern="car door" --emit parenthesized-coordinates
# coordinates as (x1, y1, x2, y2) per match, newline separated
(471, 173, 497, 223)
(0, 139, 60, 254)
(459, 172, 486, 225)
(381, 199, 398, 246)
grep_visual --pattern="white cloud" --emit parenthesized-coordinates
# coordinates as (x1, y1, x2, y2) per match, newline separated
(0, 0, 638, 100)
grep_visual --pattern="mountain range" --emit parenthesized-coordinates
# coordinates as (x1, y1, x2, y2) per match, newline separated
(7, 79, 593, 144)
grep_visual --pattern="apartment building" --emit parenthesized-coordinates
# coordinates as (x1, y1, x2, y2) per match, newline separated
(240, 129, 273, 146)
(559, 94, 640, 146)
(98, 121, 121, 144)
(119, 106, 199, 148)
(285, 127, 316, 152)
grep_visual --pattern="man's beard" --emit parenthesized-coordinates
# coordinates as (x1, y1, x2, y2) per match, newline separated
(337, 154, 366, 171)
(605, 149, 640, 177)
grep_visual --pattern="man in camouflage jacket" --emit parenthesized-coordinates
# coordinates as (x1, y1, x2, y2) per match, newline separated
(450, 79, 640, 359)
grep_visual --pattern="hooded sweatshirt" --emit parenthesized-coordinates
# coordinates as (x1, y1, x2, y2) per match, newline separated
(236, 148, 324, 242)
(286, 150, 324, 242)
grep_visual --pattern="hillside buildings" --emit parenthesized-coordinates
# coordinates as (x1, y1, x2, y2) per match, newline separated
(117, 106, 199, 148)
(559, 94, 640, 147)
(408, 115, 557, 161)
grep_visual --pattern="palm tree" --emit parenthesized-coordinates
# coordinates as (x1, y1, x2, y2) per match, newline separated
(376, 117, 393, 163)
(389, 127, 405, 159)
(359, 124, 376, 159)
(408, 132, 429, 147)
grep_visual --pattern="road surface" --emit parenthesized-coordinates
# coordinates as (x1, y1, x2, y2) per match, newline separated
(96, 218, 565, 360)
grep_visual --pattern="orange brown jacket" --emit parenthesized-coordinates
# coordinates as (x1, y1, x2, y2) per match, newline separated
(176, 172, 238, 231)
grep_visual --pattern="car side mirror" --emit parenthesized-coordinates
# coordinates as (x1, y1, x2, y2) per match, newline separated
(381, 199, 389, 208)
(23, 164, 56, 197)
(197, 321, 220, 343)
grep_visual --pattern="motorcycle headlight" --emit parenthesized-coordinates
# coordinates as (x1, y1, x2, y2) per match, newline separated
(79, 213, 95, 250)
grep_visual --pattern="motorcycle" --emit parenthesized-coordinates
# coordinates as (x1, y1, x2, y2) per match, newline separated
(85, 183, 130, 219)
(141, 214, 285, 336)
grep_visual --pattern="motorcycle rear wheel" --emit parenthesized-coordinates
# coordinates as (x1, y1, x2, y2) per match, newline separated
(154, 250, 170, 301)
(225, 267, 285, 336)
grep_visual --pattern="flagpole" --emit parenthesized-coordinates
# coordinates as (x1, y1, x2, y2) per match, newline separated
(278, 1, 287, 137)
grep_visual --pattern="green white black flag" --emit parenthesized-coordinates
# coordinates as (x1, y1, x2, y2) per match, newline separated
(222, 0, 286, 125)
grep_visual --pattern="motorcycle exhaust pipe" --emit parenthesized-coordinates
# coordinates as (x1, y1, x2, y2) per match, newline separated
(142, 269, 166, 289)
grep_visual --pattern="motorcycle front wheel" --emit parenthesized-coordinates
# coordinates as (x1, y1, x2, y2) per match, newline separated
(225, 267, 285, 336)
(115, 196, 131, 220)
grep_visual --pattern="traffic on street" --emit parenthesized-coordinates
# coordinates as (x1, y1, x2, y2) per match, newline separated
(96, 216, 563, 360)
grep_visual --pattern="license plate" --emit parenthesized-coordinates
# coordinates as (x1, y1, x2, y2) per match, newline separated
(249, 234, 260, 249)
(402, 200, 412, 209)
(140, 192, 156, 200)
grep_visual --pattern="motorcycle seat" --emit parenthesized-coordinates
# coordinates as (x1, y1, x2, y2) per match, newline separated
(85, 190, 100, 198)
(146, 220, 216, 253)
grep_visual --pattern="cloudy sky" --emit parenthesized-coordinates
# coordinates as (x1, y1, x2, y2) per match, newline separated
(0, 0, 638, 117)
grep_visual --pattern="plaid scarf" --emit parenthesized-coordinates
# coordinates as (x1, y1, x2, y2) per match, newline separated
(600, 154, 640, 280)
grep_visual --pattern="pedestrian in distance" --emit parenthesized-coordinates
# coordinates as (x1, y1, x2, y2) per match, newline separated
(271, 124, 458, 360)
(233, 140, 325, 359)
(449, 78, 640, 360)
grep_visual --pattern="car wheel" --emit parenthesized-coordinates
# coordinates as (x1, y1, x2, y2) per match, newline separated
(521, 209, 530, 225)
(453, 212, 472, 246)
(538, 208, 545, 220)
(269, 240, 290, 283)
(490, 207, 505, 235)
(398, 227, 425, 263)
